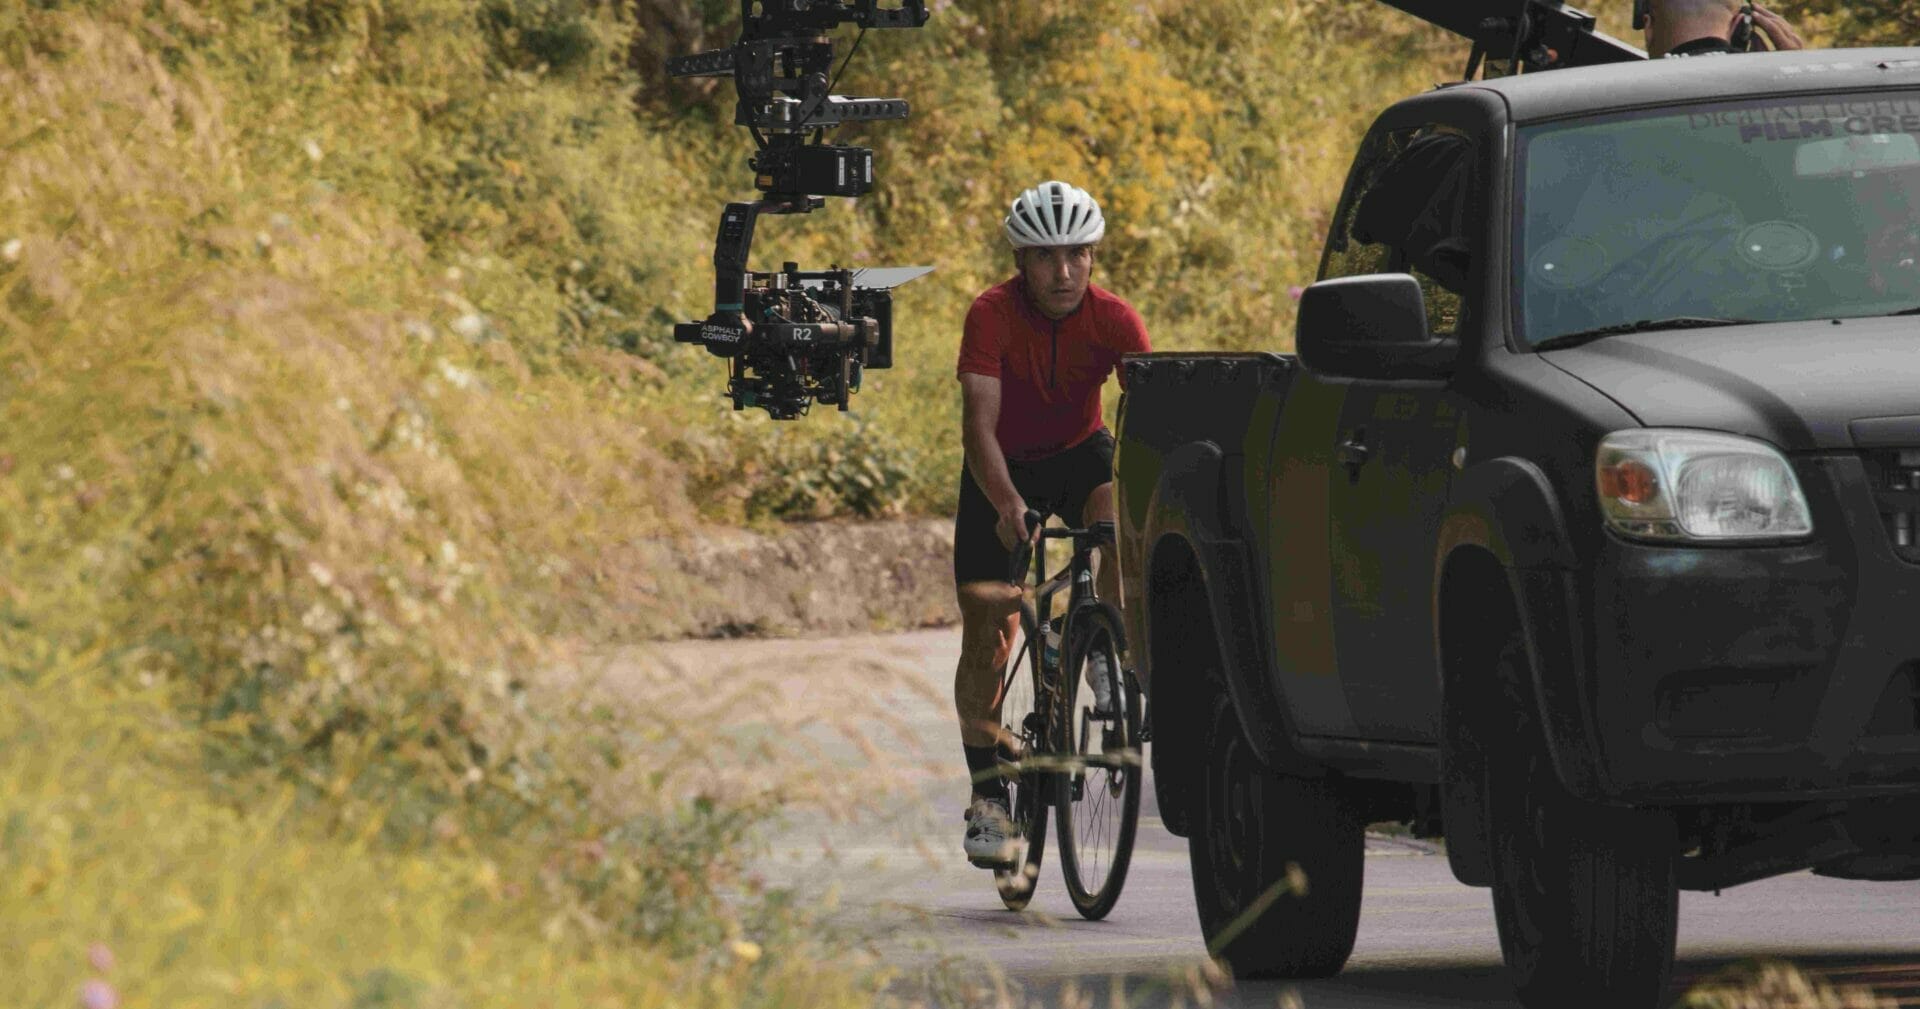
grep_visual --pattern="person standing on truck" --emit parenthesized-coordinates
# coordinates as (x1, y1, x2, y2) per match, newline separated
(951, 180, 1151, 868)
(1639, 0, 1804, 57)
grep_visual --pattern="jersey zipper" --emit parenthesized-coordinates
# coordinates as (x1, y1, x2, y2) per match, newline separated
(1049, 318, 1059, 390)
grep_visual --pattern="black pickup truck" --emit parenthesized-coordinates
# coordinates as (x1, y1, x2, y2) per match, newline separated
(1116, 51, 1920, 1009)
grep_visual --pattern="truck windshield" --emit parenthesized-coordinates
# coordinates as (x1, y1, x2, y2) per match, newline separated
(1517, 91, 1920, 347)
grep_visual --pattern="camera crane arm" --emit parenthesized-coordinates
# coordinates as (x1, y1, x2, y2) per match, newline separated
(1375, 0, 1645, 77)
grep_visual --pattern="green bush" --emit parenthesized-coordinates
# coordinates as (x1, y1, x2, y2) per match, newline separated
(742, 417, 923, 521)
(479, 0, 606, 75)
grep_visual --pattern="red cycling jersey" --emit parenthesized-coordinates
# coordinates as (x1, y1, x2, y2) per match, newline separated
(956, 276, 1151, 462)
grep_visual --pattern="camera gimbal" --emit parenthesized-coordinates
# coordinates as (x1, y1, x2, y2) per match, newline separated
(667, 1, 933, 420)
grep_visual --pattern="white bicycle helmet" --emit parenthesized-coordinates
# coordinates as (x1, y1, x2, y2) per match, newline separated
(1003, 180, 1106, 248)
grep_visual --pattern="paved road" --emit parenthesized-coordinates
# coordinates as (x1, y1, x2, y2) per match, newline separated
(631, 630, 1920, 1008)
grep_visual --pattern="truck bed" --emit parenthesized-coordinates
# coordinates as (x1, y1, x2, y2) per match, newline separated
(1114, 352, 1297, 709)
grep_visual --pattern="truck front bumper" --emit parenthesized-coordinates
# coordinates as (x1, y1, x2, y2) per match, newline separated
(1557, 454, 1920, 805)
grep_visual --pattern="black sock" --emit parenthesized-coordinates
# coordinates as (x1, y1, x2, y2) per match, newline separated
(963, 744, 1009, 804)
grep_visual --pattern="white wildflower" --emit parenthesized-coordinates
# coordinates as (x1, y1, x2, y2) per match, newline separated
(327, 639, 357, 684)
(300, 602, 337, 632)
(1, 238, 21, 262)
(486, 668, 512, 697)
(302, 138, 323, 163)
(308, 562, 334, 588)
(437, 358, 476, 390)
(54, 464, 75, 481)
(451, 314, 485, 340)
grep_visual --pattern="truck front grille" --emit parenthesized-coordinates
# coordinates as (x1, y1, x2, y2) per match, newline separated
(1863, 449, 1920, 564)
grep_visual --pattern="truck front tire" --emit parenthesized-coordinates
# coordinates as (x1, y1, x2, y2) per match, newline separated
(1485, 635, 1678, 1009)
(1188, 695, 1362, 979)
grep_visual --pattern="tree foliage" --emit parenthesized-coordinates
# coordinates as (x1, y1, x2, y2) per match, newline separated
(1793, 0, 1920, 48)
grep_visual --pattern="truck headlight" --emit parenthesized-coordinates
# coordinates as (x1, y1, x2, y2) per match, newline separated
(1595, 430, 1813, 542)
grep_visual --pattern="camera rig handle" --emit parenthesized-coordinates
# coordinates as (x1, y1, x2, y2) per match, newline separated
(1376, 0, 1645, 77)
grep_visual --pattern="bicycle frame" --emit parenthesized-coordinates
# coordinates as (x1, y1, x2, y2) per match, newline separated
(1001, 518, 1133, 771)
(1028, 523, 1105, 670)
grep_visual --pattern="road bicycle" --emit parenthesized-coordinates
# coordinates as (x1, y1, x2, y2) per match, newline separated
(991, 510, 1144, 921)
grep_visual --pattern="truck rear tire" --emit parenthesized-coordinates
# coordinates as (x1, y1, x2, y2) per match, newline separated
(1188, 696, 1362, 979)
(1485, 635, 1678, 1009)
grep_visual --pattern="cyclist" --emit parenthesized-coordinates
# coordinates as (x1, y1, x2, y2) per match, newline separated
(952, 180, 1150, 869)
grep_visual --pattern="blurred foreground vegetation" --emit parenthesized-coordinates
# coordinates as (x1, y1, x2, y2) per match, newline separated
(0, 0, 1895, 1005)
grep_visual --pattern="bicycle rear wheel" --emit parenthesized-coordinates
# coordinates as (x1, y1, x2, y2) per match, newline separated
(993, 605, 1051, 911)
(1055, 601, 1142, 920)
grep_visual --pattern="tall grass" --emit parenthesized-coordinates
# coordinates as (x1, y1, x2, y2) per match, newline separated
(0, 670, 876, 1008)
(0, 3, 865, 1003)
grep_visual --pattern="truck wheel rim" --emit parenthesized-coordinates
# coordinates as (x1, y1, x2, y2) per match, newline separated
(1217, 732, 1257, 880)
(1494, 737, 1552, 972)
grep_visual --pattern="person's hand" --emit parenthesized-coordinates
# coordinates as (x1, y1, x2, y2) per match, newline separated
(994, 500, 1034, 553)
(1742, 5, 1804, 51)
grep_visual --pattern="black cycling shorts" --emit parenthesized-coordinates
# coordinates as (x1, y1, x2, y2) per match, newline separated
(953, 429, 1116, 585)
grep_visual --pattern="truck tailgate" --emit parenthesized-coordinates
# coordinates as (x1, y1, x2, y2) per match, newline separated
(1118, 352, 1294, 463)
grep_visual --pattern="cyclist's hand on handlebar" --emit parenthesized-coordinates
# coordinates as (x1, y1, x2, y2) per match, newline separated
(1004, 508, 1044, 584)
(994, 500, 1036, 553)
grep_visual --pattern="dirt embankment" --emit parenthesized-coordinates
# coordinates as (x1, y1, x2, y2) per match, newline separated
(637, 518, 959, 639)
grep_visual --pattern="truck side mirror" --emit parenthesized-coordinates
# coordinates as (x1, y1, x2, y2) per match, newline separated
(1296, 273, 1458, 381)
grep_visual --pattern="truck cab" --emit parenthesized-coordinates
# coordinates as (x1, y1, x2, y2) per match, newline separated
(1116, 50, 1920, 1009)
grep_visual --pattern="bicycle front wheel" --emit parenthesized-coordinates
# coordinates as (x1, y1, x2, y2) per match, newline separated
(1055, 601, 1143, 920)
(993, 604, 1051, 911)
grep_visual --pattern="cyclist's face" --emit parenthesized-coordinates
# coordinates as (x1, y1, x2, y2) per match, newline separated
(1018, 244, 1095, 319)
